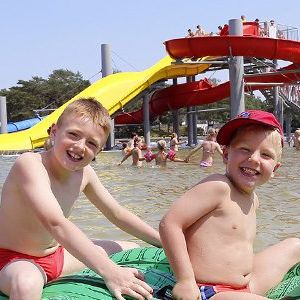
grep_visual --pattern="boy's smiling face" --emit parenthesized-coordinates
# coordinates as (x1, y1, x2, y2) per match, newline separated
(223, 126, 281, 195)
(51, 113, 107, 171)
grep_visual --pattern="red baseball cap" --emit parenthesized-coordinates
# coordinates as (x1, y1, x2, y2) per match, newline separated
(216, 110, 284, 146)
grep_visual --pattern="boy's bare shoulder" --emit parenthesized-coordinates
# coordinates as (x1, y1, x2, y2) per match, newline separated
(196, 173, 231, 193)
(15, 151, 41, 164)
(13, 152, 44, 173)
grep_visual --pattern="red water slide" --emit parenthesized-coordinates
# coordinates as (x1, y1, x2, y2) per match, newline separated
(115, 35, 300, 125)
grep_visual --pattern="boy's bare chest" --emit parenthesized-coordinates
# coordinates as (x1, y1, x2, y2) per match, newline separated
(222, 199, 256, 239)
(51, 178, 82, 216)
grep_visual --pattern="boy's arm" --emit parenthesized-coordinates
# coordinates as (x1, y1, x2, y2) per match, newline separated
(83, 166, 161, 247)
(159, 177, 226, 299)
(15, 154, 152, 300)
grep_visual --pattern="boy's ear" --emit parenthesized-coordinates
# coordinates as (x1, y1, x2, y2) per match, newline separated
(50, 124, 58, 138)
(271, 162, 281, 178)
(222, 146, 229, 164)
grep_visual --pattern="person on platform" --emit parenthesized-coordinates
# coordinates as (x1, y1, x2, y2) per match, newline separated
(185, 29, 194, 38)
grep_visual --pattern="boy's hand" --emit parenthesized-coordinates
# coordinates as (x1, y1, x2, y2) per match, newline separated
(172, 280, 201, 300)
(104, 266, 153, 300)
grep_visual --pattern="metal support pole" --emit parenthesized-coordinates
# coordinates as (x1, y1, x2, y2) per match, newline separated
(171, 78, 180, 137)
(101, 44, 113, 78)
(191, 77, 198, 144)
(0, 96, 7, 133)
(143, 94, 151, 147)
(187, 106, 193, 146)
(228, 19, 245, 117)
(285, 110, 292, 145)
(101, 44, 115, 150)
(192, 107, 198, 144)
(172, 111, 180, 136)
(186, 76, 193, 146)
(272, 59, 283, 126)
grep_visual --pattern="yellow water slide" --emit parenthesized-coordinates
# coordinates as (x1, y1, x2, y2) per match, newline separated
(0, 56, 211, 152)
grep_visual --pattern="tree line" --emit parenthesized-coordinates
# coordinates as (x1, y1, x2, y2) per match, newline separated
(1, 70, 299, 134)
(0, 69, 90, 122)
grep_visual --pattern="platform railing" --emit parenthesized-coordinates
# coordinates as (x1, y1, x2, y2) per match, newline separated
(277, 24, 298, 41)
(258, 22, 298, 41)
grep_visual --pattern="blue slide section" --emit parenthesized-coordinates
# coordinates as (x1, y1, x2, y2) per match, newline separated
(7, 117, 43, 133)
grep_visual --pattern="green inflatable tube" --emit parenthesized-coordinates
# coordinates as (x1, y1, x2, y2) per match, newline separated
(0, 247, 299, 299)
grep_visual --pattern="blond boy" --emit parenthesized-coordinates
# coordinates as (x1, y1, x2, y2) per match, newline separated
(160, 110, 300, 300)
(0, 98, 160, 300)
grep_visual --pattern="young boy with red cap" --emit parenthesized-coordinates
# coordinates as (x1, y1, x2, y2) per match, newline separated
(159, 110, 300, 300)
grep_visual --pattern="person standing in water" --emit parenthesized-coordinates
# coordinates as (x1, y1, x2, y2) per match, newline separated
(184, 128, 223, 167)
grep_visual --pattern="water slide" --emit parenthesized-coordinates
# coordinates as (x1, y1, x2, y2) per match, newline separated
(115, 36, 300, 124)
(0, 56, 211, 152)
(7, 117, 44, 133)
(2, 35, 300, 151)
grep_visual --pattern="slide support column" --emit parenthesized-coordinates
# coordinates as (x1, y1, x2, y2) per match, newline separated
(285, 110, 291, 145)
(101, 44, 115, 150)
(186, 76, 193, 146)
(273, 60, 283, 126)
(143, 93, 151, 147)
(0, 96, 7, 133)
(172, 78, 180, 137)
(228, 19, 245, 117)
(191, 76, 198, 144)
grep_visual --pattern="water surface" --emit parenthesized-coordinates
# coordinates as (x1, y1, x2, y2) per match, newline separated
(0, 147, 299, 252)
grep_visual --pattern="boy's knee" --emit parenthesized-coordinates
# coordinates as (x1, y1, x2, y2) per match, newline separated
(283, 237, 300, 257)
(117, 241, 140, 251)
(11, 273, 43, 296)
(289, 237, 300, 249)
(283, 237, 300, 247)
(95, 240, 140, 256)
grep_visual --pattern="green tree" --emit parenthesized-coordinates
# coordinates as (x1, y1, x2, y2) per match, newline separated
(0, 69, 90, 121)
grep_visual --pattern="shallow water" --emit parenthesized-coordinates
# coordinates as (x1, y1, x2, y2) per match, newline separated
(0, 147, 299, 252)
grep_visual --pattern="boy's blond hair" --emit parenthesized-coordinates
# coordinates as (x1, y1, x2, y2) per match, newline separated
(57, 98, 111, 136)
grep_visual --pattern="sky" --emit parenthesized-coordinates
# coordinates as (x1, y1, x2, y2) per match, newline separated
(1, 0, 300, 90)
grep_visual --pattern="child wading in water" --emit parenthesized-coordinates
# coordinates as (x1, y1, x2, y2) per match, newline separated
(143, 140, 186, 167)
(0, 98, 160, 300)
(118, 136, 145, 167)
(185, 128, 223, 167)
(160, 110, 300, 300)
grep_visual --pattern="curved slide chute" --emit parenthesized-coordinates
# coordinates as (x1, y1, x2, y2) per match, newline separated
(0, 56, 211, 152)
(115, 36, 300, 124)
(165, 36, 300, 63)
(115, 63, 300, 125)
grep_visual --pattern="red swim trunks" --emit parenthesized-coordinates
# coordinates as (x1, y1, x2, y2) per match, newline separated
(0, 246, 64, 282)
(197, 282, 250, 299)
